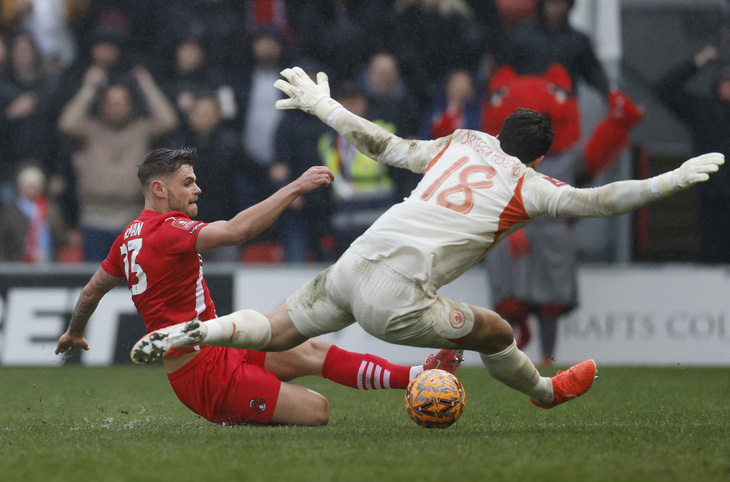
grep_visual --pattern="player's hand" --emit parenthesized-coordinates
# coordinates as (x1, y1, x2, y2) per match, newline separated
(274, 66, 342, 122)
(293, 166, 334, 194)
(274, 66, 329, 112)
(55, 330, 90, 355)
(673, 152, 725, 189)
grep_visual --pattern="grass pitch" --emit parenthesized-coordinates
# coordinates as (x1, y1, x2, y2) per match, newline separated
(2, 364, 729, 481)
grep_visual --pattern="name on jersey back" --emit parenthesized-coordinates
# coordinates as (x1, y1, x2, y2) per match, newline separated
(458, 131, 525, 178)
(124, 221, 144, 240)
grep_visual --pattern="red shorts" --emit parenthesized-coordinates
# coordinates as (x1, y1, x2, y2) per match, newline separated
(167, 346, 281, 425)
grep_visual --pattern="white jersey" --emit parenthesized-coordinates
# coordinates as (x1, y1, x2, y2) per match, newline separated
(349, 129, 567, 291)
(326, 107, 679, 292)
(287, 105, 719, 345)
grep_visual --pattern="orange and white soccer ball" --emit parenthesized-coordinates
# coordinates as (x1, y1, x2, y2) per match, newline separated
(405, 369, 466, 429)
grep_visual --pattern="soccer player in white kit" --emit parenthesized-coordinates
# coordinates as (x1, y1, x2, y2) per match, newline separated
(134, 67, 724, 409)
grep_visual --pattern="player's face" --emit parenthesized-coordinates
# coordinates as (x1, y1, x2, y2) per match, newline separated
(166, 164, 201, 218)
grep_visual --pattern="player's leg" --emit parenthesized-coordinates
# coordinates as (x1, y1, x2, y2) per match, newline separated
(270, 382, 330, 426)
(131, 266, 353, 363)
(190, 264, 354, 352)
(167, 346, 328, 426)
(264, 338, 462, 388)
(199, 305, 307, 351)
(459, 304, 595, 408)
(388, 291, 594, 409)
(494, 297, 532, 349)
(131, 305, 307, 364)
(457, 305, 553, 401)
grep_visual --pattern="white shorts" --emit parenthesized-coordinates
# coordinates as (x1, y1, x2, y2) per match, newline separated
(286, 250, 475, 348)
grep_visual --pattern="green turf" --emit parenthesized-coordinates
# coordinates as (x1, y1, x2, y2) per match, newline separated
(1, 364, 729, 481)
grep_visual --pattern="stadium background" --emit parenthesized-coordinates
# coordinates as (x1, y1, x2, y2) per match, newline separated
(1, 0, 730, 367)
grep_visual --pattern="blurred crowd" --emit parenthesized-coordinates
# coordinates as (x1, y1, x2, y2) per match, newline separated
(0, 0, 728, 272)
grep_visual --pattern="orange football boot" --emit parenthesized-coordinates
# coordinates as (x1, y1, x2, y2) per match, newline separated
(530, 359, 597, 408)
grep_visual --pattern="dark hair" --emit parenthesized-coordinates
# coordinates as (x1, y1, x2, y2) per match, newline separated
(137, 148, 197, 187)
(498, 108, 554, 164)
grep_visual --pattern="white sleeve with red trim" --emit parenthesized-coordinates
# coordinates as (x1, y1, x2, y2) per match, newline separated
(327, 107, 450, 173)
(522, 169, 658, 218)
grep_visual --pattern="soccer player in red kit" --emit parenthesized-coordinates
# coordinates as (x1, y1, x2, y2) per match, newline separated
(55, 147, 461, 426)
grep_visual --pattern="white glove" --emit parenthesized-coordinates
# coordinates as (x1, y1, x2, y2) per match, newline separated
(274, 66, 342, 123)
(654, 152, 725, 197)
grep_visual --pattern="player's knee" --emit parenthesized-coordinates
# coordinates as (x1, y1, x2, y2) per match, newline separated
(306, 338, 333, 356)
(468, 307, 515, 352)
(490, 316, 516, 349)
(311, 394, 330, 426)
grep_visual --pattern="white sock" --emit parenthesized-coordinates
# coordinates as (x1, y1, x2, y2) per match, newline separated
(480, 340, 553, 404)
(200, 309, 272, 350)
(202, 318, 224, 341)
(409, 365, 424, 380)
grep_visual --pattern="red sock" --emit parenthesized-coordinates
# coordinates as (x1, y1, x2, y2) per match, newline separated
(322, 345, 411, 390)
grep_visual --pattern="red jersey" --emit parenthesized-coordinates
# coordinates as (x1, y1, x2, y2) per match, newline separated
(102, 209, 216, 333)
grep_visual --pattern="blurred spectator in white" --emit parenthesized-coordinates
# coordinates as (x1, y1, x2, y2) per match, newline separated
(234, 26, 286, 210)
(58, 65, 177, 262)
(0, 162, 70, 262)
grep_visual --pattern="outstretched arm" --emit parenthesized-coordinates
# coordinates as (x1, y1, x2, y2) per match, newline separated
(55, 268, 123, 354)
(195, 165, 334, 252)
(274, 66, 447, 173)
(533, 153, 725, 218)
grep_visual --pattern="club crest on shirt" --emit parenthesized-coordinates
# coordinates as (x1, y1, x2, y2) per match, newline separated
(249, 397, 267, 413)
(449, 309, 466, 329)
(171, 218, 197, 231)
